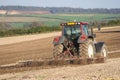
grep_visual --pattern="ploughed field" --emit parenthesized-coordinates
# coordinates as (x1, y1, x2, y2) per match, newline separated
(0, 26, 120, 66)
(0, 26, 120, 80)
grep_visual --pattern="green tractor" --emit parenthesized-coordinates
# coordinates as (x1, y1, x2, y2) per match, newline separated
(53, 22, 108, 61)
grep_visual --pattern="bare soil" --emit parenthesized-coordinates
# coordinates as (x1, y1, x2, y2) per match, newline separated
(0, 10, 50, 15)
(0, 26, 120, 65)
(0, 58, 120, 80)
(0, 26, 120, 79)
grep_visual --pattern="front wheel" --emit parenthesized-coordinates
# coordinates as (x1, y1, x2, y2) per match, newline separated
(99, 44, 108, 61)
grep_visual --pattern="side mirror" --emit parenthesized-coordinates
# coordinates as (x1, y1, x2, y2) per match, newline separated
(98, 25, 101, 31)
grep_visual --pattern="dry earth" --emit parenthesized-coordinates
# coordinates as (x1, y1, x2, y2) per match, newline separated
(0, 10, 50, 15)
(0, 31, 60, 45)
(0, 26, 120, 80)
(0, 58, 120, 80)
(0, 26, 120, 65)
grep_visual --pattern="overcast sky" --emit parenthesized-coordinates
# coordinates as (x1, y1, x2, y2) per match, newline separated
(0, 0, 120, 8)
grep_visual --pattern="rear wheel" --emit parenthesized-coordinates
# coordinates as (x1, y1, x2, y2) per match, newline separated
(79, 40, 95, 58)
(53, 44, 63, 59)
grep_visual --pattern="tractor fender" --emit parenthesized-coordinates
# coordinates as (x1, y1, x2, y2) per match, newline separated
(77, 35, 95, 43)
(77, 35, 87, 43)
(77, 37, 87, 43)
(95, 42, 105, 53)
(53, 36, 65, 45)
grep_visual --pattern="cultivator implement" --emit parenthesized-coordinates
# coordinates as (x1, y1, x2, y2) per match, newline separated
(0, 57, 105, 69)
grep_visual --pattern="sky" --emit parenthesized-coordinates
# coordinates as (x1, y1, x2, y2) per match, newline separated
(0, 0, 120, 9)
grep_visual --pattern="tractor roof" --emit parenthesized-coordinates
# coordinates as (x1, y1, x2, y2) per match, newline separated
(60, 22, 89, 26)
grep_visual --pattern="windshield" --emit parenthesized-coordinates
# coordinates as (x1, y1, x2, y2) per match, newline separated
(63, 25, 81, 38)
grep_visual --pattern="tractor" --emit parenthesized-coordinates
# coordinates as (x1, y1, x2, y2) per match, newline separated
(53, 22, 108, 61)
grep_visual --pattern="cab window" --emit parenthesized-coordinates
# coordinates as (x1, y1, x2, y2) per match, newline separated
(82, 25, 89, 35)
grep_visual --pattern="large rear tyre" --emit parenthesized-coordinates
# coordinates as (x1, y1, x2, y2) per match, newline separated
(79, 40, 96, 58)
(53, 44, 63, 59)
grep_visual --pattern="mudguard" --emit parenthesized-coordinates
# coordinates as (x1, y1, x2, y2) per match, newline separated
(77, 35, 87, 43)
(95, 42, 105, 53)
(53, 36, 65, 45)
(77, 35, 94, 43)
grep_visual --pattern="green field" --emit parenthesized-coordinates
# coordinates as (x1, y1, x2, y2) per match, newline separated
(0, 14, 120, 27)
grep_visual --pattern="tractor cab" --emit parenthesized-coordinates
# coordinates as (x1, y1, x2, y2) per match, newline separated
(60, 22, 93, 42)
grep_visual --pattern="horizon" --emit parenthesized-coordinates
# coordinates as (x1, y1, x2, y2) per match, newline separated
(0, 0, 120, 9)
(0, 5, 120, 9)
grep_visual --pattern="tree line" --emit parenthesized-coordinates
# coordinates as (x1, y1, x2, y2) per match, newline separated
(0, 19, 120, 37)
(0, 22, 61, 37)
(0, 6, 120, 14)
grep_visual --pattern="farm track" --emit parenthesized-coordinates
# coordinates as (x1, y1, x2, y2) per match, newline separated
(0, 26, 120, 75)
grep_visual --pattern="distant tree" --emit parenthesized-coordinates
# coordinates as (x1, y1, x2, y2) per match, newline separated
(0, 22, 11, 31)
(28, 22, 43, 28)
